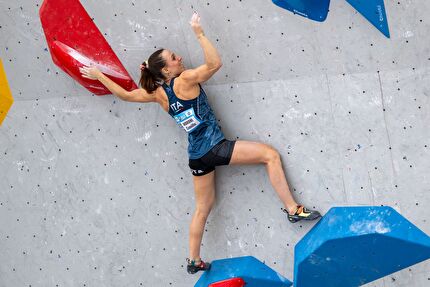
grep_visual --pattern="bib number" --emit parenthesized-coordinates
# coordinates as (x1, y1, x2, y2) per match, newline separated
(174, 108, 201, 133)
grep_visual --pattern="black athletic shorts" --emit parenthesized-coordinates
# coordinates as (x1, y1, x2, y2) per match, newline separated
(188, 139, 236, 176)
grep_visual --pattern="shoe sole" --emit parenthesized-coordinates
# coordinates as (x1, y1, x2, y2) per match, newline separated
(289, 214, 322, 223)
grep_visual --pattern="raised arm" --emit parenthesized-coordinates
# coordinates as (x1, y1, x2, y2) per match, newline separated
(79, 66, 157, 103)
(181, 13, 223, 85)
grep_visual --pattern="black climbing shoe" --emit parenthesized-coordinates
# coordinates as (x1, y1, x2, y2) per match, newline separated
(186, 258, 211, 274)
(283, 205, 321, 223)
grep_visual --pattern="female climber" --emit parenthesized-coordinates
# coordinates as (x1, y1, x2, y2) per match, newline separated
(80, 12, 321, 274)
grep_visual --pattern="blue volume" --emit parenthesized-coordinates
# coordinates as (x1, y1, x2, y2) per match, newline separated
(294, 206, 430, 287)
(346, 0, 390, 38)
(272, 0, 331, 22)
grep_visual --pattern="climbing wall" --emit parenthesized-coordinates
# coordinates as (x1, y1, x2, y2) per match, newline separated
(0, 0, 429, 286)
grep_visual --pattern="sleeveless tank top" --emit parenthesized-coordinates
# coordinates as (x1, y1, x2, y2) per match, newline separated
(162, 77, 225, 159)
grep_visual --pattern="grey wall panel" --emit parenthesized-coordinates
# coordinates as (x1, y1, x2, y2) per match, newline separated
(1, 0, 429, 286)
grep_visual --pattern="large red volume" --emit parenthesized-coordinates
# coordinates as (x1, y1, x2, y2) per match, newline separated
(209, 278, 246, 287)
(39, 0, 138, 95)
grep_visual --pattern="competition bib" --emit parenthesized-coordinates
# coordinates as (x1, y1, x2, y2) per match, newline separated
(174, 107, 201, 133)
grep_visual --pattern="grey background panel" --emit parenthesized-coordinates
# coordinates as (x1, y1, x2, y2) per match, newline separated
(2, 0, 430, 101)
(1, 0, 429, 286)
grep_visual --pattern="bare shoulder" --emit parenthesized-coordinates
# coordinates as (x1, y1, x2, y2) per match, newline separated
(125, 88, 157, 103)
(154, 86, 169, 112)
(129, 86, 169, 112)
(179, 69, 198, 83)
(179, 63, 222, 86)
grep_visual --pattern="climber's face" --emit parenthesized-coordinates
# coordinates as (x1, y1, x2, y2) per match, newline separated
(161, 49, 185, 77)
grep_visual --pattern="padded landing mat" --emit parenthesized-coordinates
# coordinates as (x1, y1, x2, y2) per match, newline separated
(0, 58, 14, 126)
(39, 0, 137, 95)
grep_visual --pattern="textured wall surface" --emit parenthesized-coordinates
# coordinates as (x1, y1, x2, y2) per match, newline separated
(1, 0, 429, 286)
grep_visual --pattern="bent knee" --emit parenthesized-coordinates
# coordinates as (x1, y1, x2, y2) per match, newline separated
(195, 200, 215, 217)
(194, 206, 212, 219)
(264, 145, 281, 164)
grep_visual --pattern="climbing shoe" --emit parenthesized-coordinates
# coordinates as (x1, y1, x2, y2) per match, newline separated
(283, 205, 321, 223)
(186, 258, 211, 274)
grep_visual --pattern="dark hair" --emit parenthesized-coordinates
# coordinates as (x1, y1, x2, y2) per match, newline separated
(139, 49, 166, 93)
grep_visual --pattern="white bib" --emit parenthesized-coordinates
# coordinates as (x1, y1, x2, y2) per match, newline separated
(174, 107, 202, 133)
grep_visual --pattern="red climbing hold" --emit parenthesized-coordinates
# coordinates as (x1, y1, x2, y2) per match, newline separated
(39, 0, 138, 95)
(209, 278, 246, 287)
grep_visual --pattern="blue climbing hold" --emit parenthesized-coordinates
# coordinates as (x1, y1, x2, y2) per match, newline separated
(272, 0, 330, 22)
(195, 256, 292, 287)
(345, 0, 390, 38)
(294, 206, 430, 287)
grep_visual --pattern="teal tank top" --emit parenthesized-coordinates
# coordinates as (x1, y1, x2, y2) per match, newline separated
(162, 78, 225, 159)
